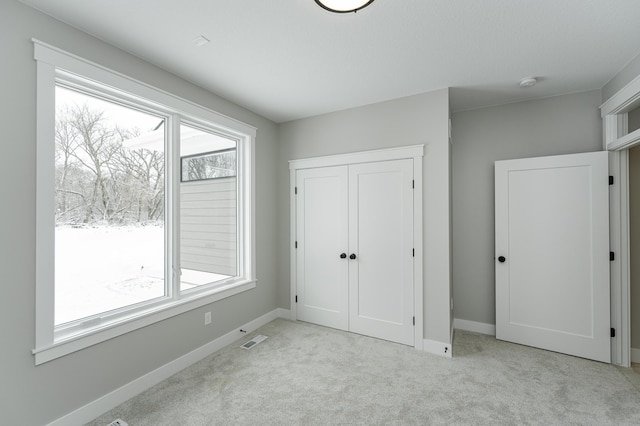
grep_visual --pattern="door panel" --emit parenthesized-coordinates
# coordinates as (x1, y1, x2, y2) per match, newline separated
(348, 159, 414, 345)
(495, 151, 610, 363)
(296, 166, 349, 330)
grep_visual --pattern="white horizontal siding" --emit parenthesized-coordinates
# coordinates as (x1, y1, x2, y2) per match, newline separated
(182, 214, 236, 225)
(181, 191, 235, 202)
(181, 232, 236, 243)
(180, 178, 237, 276)
(181, 207, 236, 216)
(180, 179, 235, 192)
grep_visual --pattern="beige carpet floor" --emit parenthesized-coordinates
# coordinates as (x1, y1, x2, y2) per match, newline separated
(88, 318, 640, 425)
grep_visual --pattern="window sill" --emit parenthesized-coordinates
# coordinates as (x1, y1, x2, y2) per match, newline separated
(32, 279, 256, 365)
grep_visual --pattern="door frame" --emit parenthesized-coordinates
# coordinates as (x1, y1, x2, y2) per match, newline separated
(289, 145, 424, 350)
(601, 72, 640, 367)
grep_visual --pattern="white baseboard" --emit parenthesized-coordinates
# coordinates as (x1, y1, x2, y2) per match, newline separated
(453, 318, 496, 336)
(632, 347, 640, 364)
(49, 308, 289, 426)
(275, 307, 292, 320)
(422, 338, 452, 358)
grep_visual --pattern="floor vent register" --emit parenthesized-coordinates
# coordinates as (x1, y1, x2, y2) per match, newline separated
(241, 334, 268, 350)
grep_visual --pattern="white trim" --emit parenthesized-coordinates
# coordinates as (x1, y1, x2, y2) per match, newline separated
(275, 308, 293, 320)
(33, 40, 257, 365)
(33, 39, 256, 137)
(601, 70, 640, 367)
(607, 128, 640, 151)
(632, 348, 640, 364)
(289, 167, 298, 322)
(289, 145, 424, 170)
(422, 338, 452, 358)
(35, 56, 56, 347)
(413, 156, 424, 351)
(47, 309, 289, 426)
(453, 318, 496, 336)
(607, 151, 630, 367)
(601, 72, 640, 117)
(289, 145, 424, 350)
(34, 281, 256, 364)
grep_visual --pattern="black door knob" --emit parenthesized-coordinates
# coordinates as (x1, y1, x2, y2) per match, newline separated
(349, 254, 356, 260)
(340, 253, 347, 259)
(498, 256, 506, 263)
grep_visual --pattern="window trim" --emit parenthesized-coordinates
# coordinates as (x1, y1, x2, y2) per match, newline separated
(33, 39, 256, 365)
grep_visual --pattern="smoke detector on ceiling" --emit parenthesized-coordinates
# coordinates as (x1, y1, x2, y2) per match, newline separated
(519, 77, 537, 88)
(192, 35, 210, 47)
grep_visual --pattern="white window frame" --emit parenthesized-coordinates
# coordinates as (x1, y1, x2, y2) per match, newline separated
(33, 40, 256, 365)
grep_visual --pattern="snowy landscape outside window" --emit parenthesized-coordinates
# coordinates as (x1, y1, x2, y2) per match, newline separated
(181, 149, 236, 182)
(54, 85, 167, 325)
(34, 40, 256, 364)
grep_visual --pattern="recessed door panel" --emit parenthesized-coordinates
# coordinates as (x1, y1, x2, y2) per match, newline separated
(495, 151, 610, 362)
(296, 166, 349, 330)
(348, 159, 414, 345)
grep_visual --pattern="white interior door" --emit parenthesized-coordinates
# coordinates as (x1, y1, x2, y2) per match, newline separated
(296, 166, 349, 330)
(348, 159, 414, 346)
(495, 151, 610, 363)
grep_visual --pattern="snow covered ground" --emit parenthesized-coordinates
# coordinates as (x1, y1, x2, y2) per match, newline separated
(55, 225, 229, 325)
(55, 225, 165, 324)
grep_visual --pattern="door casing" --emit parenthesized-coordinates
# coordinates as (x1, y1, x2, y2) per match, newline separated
(601, 73, 640, 367)
(289, 145, 424, 350)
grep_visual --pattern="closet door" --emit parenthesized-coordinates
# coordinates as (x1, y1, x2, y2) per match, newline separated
(296, 166, 349, 330)
(348, 159, 414, 345)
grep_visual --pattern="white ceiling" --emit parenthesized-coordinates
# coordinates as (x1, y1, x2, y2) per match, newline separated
(19, 0, 640, 123)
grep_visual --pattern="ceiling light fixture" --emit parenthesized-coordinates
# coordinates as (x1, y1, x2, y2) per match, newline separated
(519, 77, 537, 88)
(315, 0, 375, 13)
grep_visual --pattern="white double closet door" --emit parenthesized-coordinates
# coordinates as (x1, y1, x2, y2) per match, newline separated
(295, 159, 414, 346)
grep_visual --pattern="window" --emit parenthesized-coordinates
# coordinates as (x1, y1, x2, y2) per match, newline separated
(54, 85, 168, 326)
(34, 40, 256, 364)
(181, 149, 237, 182)
(179, 125, 238, 291)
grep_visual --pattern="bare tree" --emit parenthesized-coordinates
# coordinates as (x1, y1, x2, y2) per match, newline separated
(184, 150, 235, 181)
(55, 102, 165, 226)
(55, 106, 81, 218)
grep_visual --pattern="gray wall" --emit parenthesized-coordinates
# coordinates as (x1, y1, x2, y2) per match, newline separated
(1, 1, 279, 424)
(5, 0, 635, 422)
(278, 89, 453, 344)
(602, 51, 640, 103)
(451, 90, 603, 325)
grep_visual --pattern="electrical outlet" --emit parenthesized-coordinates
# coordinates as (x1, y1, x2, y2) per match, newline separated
(107, 420, 128, 426)
(204, 311, 211, 325)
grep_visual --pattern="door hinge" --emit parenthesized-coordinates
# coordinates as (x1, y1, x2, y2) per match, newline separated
(610, 251, 615, 261)
(413, 316, 415, 326)
(412, 248, 415, 257)
(295, 295, 298, 303)
(295, 241, 298, 249)
(412, 180, 415, 189)
(609, 176, 614, 185)
(611, 328, 616, 338)
(295, 186, 298, 194)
